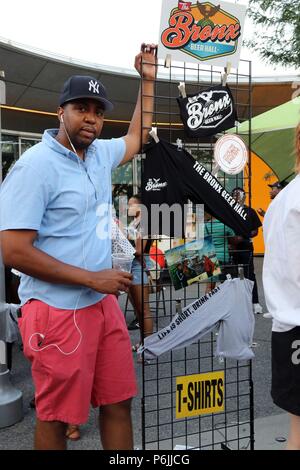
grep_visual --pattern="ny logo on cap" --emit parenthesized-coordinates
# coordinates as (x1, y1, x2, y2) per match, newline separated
(89, 80, 100, 94)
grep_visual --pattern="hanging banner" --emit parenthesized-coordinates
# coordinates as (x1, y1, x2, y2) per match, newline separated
(159, 0, 247, 68)
(177, 84, 237, 137)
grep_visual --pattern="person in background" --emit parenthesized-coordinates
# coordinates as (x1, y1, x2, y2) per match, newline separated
(126, 194, 153, 350)
(258, 181, 287, 217)
(149, 243, 165, 272)
(263, 123, 300, 450)
(0, 44, 157, 451)
(231, 188, 264, 314)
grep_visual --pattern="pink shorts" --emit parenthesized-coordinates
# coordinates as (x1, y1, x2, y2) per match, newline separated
(19, 295, 137, 425)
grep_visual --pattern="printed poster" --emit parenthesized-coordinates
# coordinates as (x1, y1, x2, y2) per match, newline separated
(158, 0, 247, 68)
(165, 236, 221, 290)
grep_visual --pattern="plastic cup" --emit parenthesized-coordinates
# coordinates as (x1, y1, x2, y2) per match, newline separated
(112, 253, 134, 272)
(112, 253, 134, 294)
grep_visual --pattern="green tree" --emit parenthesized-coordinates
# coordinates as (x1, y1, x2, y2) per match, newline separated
(246, 0, 300, 68)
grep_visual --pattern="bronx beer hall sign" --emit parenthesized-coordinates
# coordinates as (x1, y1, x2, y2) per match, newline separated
(158, 1, 247, 68)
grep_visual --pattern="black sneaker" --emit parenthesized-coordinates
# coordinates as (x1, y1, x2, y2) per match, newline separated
(127, 319, 140, 330)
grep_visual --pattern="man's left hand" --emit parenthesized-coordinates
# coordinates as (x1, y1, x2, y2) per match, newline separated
(135, 43, 157, 81)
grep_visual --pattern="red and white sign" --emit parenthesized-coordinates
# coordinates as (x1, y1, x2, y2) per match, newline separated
(178, 1, 192, 11)
(214, 134, 248, 175)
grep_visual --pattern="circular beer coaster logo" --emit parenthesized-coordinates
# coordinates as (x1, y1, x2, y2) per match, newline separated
(214, 135, 248, 175)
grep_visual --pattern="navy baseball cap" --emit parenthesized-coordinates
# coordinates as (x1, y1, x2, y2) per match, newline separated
(268, 181, 286, 189)
(59, 75, 114, 111)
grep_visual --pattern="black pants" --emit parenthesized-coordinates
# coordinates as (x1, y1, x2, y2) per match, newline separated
(272, 327, 300, 416)
(232, 247, 259, 304)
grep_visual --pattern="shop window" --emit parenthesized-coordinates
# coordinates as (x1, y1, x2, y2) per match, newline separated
(21, 138, 40, 155)
(1, 135, 18, 179)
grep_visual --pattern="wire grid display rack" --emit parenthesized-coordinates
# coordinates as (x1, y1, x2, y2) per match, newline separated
(139, 56, 254, 451)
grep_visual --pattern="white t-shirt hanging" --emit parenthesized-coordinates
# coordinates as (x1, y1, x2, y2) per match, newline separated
(177, 84, 237, 138)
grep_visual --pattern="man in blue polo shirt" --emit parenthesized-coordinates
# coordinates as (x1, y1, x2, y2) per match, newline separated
(0, 43, 157, 450)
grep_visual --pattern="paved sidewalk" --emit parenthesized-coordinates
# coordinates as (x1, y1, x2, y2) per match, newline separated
(254, 413, 289, 450)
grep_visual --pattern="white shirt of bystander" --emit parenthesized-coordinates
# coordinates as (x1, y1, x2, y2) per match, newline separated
(263, 175, 300, 332)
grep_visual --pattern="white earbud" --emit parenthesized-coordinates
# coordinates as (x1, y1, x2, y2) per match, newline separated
(60, 115, 64, 123)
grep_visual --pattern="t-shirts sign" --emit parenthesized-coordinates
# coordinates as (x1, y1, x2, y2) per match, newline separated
(176, 371, 225, 419)
(158, 0, 247, 68)
(177, 84, 237, 137)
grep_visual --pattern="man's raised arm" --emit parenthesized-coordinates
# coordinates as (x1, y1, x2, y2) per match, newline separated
(121, 43, 157, 165)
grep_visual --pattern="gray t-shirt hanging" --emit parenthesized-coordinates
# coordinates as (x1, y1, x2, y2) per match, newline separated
(139, 278, 255, 361)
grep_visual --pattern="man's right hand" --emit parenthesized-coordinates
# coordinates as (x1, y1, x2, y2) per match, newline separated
(87, 269, 133, 295)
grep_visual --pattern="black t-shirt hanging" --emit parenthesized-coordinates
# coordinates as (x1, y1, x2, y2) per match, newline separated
(177, 84, 237, 138)
(141, 139, 252, 238)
